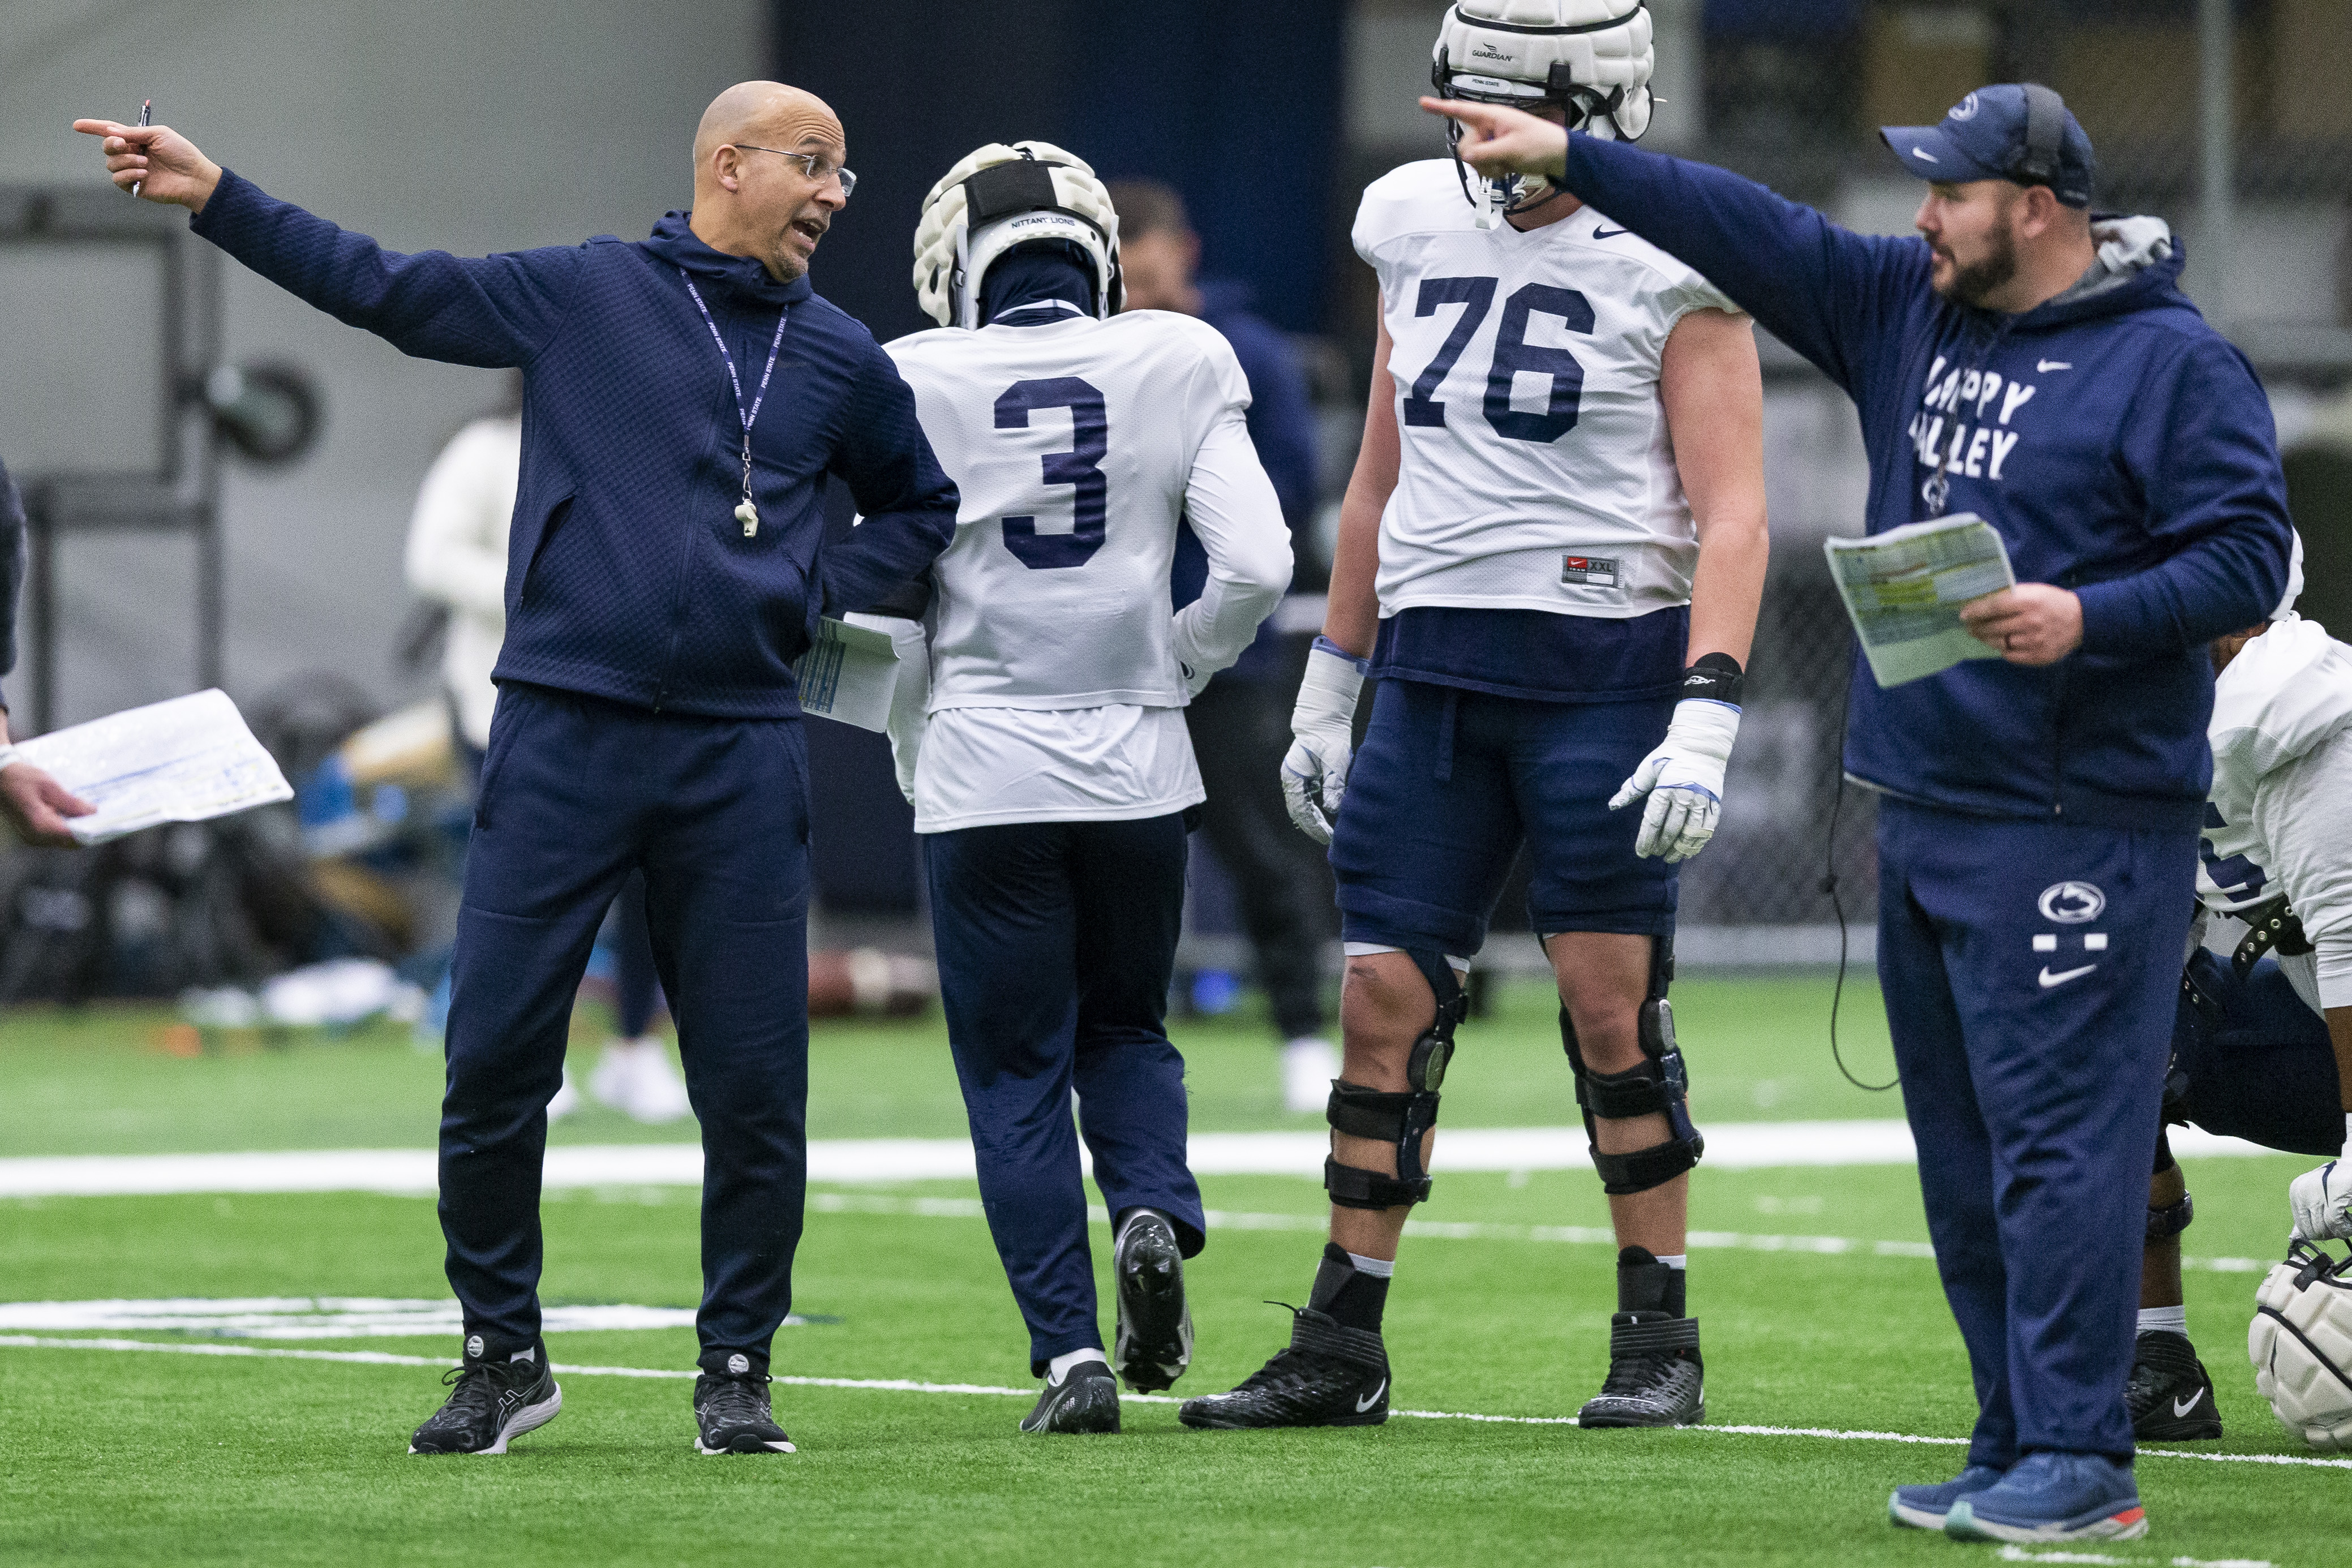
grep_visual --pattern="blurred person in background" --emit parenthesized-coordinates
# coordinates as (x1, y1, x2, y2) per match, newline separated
(1108, 178, 1338, 1112)
(0, 455, 95, 847)
(406, 377, 690, 1125)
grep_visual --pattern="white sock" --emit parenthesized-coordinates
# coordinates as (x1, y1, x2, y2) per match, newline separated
(2138, 1305, 2187, 1335)
(1046, 1348, 1108, 1384)
(1345, 1251, 1395, 1278)
(1657, 1254, 1688, 1271)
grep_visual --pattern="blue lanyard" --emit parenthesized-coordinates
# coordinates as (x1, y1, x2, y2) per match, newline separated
(679, 270, 788, 535)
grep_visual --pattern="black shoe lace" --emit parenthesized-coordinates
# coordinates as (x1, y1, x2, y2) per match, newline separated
(701, 1373, 772, 1427)
(430, 1364, 498, 1425)
(1597, 1351, 1680, 1401)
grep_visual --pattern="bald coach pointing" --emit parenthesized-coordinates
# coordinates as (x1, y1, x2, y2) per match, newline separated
(76, 85, 958, 1457)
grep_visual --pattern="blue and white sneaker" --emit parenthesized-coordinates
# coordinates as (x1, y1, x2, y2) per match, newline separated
(1945, 1451, 2146, 1542)
(1887, 1463, 2005, 1530)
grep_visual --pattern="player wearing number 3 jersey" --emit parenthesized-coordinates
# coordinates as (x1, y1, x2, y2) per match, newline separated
(1181, 1, 1769, 1435)
(869, 142, 1291, 1433)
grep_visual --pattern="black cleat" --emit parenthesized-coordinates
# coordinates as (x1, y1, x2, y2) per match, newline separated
(1577, 1312, 1705, 1428)
(1178, 1308, 1389, 1430)
(1113, 1211, 1193, 1393)
(1021, 1359, 1122, 1434)
(694, 1369, 797, 1454)
(2127, 1329, 2222, 1441)
(409, 1338, 561, 1455)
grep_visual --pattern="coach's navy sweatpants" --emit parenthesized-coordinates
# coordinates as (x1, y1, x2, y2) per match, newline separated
(444, 683, 810, 1376)
(924, 814, 1207, 1375)
(1877, 797, 2196, 1465)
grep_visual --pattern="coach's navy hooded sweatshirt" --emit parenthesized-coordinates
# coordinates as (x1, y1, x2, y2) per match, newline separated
(191, 170, 958, 719)
(1555, 136, 2293, 831)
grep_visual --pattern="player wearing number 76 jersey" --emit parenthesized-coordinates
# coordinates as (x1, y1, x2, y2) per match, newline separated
(1179, 1, 1768, 1435)
(868, 141, 1291, 1434)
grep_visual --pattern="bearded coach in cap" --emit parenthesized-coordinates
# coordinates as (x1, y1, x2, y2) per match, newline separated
(79, 84, 958, 1458)
(1423, 79, 2293, 1544)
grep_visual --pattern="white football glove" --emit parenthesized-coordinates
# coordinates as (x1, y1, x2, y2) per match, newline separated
(2290, 1117, 2352, 1243)
(1608, 698, 1740, 863)
(1281, 639, 1366, 845)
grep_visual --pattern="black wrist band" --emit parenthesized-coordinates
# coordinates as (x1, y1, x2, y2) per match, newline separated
(1680, 652, 1745, 706)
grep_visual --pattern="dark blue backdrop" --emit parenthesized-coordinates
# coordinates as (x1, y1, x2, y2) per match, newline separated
(771, 1, 1344, 914)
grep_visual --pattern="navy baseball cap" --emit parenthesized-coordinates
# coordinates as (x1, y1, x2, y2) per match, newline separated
(1881, 83, 2095, 208)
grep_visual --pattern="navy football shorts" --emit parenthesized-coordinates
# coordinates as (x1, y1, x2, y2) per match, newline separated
(1329, 678, 1679, 959)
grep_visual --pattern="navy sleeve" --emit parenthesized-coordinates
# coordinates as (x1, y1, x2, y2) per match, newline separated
(2077, 337, 2294, 656)
(0, 457, 22, 711)
(1559, 134, 1930, 397)
(190, 169, 580, 368)
(1223, 317, 1320, 531)
(819, 337, 961, 615)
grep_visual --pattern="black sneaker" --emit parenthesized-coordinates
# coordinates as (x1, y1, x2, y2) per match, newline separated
(409, 1338, 561, 1455)
(694, 1369, 797, 1454)
(1577, 1312, 1705, 1428)
(1177, 1308, 1389, 1430)
(1020, 1358, 1122, 1434)
(1112, 1211, 1192, 1393)
(2126, 1329, 2222, 1441)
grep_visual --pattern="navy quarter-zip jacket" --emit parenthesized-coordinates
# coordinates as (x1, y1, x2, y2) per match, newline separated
(1553, 136, 2294, 830)
(191, 170, 959, 718)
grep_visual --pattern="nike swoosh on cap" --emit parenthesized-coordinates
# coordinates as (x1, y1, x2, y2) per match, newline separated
(2038, 964, 2097, 989)
(1592, 226, 1629, 239)
(2038, 359, 2072, 371)
(1911, 148, 1938, 162)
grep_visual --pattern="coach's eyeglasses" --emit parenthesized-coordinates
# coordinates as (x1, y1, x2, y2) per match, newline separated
(733, 144, 857, 201)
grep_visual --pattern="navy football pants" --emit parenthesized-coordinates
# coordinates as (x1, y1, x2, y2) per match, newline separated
(1877, 798, 2196, 1464)
(444, 684, 810, 1375)
(924, 814, 1207, 1374)
(2171, 947, 2342, 1157)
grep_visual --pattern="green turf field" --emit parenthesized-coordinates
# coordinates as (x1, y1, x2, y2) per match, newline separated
(2, 978, 2342, 1567)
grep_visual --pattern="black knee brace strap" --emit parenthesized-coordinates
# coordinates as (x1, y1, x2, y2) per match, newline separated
(1563, 935, 1705, 1196)
(1325, 950, 1465, 1211)
(2147, 1193, 2194, 1242)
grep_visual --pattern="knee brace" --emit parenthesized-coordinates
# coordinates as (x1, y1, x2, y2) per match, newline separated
(1563, 935, 1705, 1196)
(2147, 1193, 2195, 1242)
(1325, 950, 1466, 1211)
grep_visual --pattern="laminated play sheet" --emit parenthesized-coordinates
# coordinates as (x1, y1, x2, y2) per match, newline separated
(792, 616, 904, 733)
(11, 688, 293, 845)
(1824, 514, 2017, 688)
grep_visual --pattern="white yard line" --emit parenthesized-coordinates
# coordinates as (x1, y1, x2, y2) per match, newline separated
(798, 1192, 2273, 1276)
(2, 1332, 2345, 1475)
(0, 1122, 2282, 1199)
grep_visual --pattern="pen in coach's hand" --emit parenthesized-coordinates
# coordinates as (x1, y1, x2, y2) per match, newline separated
(128, 100, 151, 197)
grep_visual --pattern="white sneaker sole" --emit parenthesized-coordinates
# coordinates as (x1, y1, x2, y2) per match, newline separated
(695, 1436, 797, 1454)
(1946, 1501, 2148, 1543)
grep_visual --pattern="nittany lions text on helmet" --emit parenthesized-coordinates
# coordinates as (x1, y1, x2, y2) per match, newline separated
(1432, 1, 1656, 226)
(1353, 160, 1739, 621)
(912, 141, 1124, 329)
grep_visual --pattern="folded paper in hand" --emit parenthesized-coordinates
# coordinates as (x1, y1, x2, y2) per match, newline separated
(11, 689, 293, 845)
(792, 616, 904, 733)
(1823, 514, 2016, 688)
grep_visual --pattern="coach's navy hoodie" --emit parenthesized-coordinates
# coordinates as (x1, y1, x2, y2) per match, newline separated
(191, 170, 958, 718)
(1556, 136, 2293, 830)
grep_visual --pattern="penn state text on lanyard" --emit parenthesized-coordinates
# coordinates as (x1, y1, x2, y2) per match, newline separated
(679, 269, 789, 538)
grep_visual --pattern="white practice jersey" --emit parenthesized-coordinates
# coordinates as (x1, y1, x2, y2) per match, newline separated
(1355, 160, 1741, 619)
(2192, 614, 2352, 1015)
(879, 304, 1290, 832)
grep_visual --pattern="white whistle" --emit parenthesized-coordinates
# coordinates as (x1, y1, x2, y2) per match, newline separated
(735, 499, 759, 538)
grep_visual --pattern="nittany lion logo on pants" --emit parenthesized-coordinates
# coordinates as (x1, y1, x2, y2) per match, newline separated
(2038, 880, 2106, 923)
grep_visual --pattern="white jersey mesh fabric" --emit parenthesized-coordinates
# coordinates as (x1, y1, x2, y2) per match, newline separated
(1354, 161, 1740, 621)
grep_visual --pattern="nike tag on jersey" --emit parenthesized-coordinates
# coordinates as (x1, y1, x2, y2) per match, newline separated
(1561, 554, 1620, 588)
